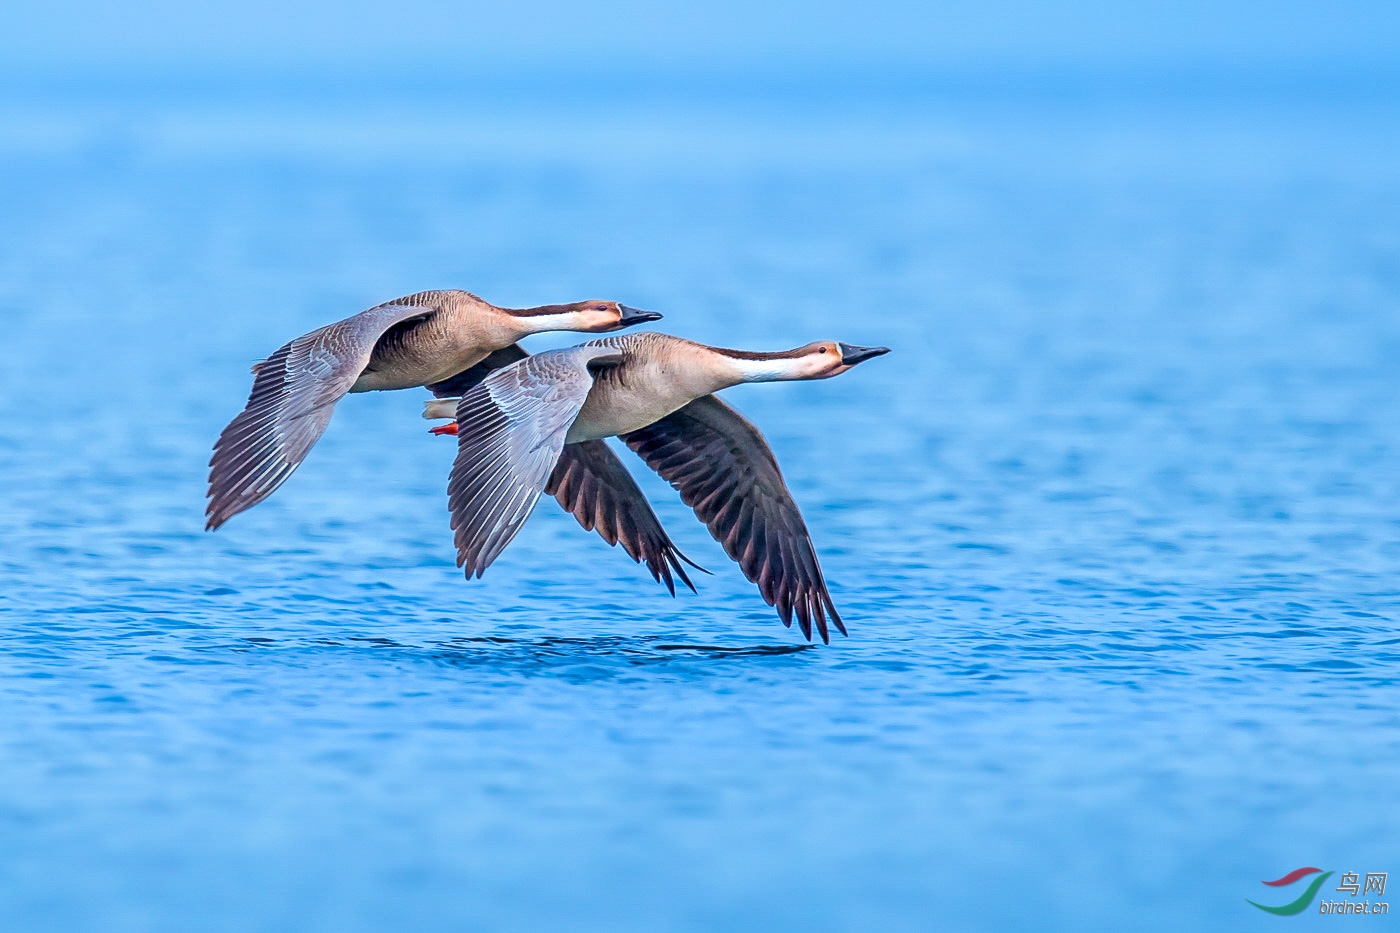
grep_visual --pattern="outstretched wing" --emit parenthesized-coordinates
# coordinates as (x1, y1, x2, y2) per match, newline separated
(207, 302, 432, 530)
(431, 343, 704, 592)
(547, 439, 704, 595)
(623, 395, 844, 642)
(448, 346, 621, 578)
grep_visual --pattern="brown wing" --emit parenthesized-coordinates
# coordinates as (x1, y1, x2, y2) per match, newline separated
(431, 343, 704, 593)
(548, 440, 704, 596)
(622, 395, 844, 642)
(207, 303, 431, 530)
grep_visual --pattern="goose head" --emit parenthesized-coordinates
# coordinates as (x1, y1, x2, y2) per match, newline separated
(513, 300, 662, 334)
(826, 341, 891, 377)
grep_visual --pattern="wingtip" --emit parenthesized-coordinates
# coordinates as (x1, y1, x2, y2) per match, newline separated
(795, 601, 813, 640)
(814, 601, 830, 644)
(824, 595, 847, 638)
(676, 550, 711, 574)
(669, 553, 699, 595)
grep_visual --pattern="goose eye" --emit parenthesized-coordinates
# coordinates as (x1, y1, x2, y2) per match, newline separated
(819, 347, 828, 354)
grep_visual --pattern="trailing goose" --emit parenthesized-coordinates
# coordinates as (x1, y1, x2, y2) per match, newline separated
(206, 289, 660, 531)
(424, 332, 890, 642)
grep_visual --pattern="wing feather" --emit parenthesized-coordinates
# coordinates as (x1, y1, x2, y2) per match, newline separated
(623, 395, 845, 642)
(431, 344, 703, 592)
(207, 302, 432, 529)
(546, 440, 703, 595)
(447, 346, 621, 578)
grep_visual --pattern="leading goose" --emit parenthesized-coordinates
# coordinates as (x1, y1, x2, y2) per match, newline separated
(424, 332, 890, 643)
(206, 289, 660, 531)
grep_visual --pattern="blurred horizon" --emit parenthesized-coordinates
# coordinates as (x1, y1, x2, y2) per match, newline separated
(4, 60, 1399, 105)
(4, 0, 1399, 87)
(5, 0, 1395, 167)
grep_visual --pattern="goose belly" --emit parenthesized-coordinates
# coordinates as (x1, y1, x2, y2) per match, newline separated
(565, 381, 693, 443)
(349, 344, 489, 392)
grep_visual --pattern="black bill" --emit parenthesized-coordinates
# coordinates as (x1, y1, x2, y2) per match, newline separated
(618, 305, 664, 325)
(837, 343, 891, 366)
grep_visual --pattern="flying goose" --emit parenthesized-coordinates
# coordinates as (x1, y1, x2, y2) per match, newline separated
(424, 332, 890, 642)
(206, 289, 660, 531)
(425, 345, 704, 595)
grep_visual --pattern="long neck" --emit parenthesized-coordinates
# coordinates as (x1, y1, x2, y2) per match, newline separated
(708, 349, 809, 387)
(727, 357, 805, 383)
(503, 305, 583, 336)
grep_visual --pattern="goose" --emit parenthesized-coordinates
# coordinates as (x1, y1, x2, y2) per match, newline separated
(423, 345, 705, 595)
(206, 289, 661, 531)
(423, 332, 890, 642)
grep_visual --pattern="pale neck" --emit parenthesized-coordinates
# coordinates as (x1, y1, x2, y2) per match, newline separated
(506, 310, 583, 336)
(713, 353, 807, 386)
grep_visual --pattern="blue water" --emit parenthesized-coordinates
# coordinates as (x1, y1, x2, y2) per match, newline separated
(1, 82, 1398, 930)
